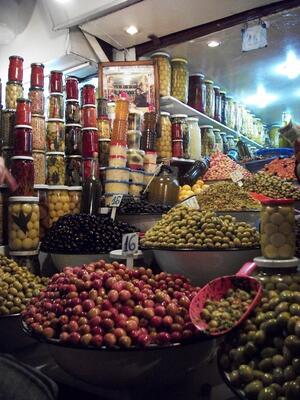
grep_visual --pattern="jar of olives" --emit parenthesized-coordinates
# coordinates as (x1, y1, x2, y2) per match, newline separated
(151, 52, 171, 97)
(48, 93, 64, 119)
(200, 125, 215, 156)
(171, 58, 188, 103)
(204, 80, 215, 118)
(8, 196, 40, 251)
(34, 184, 48, 239)
(46, 119, 65, 152)
(6, 81, 23, 110)
(68, 186, 82, 215)
(46, 152, 65, 185)
(32, 150, 46, 185)
(47, 186, 69, 227)
(157, 111, 172, 159)
(261, 199, 295, 259)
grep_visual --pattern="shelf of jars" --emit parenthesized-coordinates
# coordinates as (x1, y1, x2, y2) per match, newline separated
(160, 96, 264, 150)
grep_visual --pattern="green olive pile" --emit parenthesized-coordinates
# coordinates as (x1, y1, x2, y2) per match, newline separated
(220, 272, 300, 400)
(201, 288, 255, 334)
(243, 172, 300, 200)
(0, 256, 47, 315)
(141, 205, 260, 249)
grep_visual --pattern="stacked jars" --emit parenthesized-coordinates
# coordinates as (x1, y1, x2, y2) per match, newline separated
(65, 77, 82, 186)
(171, 58, 188, 103)
(151, 52, 171, 97)
(97, 97, 110, 180)
(170, 114, 186, 159)
(156, 111, 172, 160)
(188, 74, 206, 113)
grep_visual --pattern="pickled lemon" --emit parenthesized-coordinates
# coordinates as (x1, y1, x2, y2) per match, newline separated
(270, 212, 284, 225)
(264, 223, 278, 235)
(270, 233, 286, 247)
(264, 244, 278, 258)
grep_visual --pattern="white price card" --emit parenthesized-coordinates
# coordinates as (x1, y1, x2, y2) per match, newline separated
(181, 195, 200, 210)
(122, 232, 139, 256)
(230, 170, 244, 184)
(111, 194, 123, 208)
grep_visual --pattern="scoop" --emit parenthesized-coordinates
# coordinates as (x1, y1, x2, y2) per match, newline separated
(189, 262, 262, 337)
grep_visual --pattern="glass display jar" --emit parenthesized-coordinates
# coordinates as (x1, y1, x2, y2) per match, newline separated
(8, 196, 39, 251)
(46, 152, 65, 185)
(220, 132, 228, 154)
(233, 101, 238, 131)
(10, 156, 34, 196)
(47, 186, 69, 227)
(32, 150, 46, 185)
(269, 124, 280, 147)
(13, 126, 32, 156)
(46, 119, 65, 152)
(171, 58, 188, 103)
(34, 184, 48, 239)
(82, 158, 99, 181)
(186, 117, 201, 160)
(127, 131, 142, 149)
(188, 74, 206, 113)
(220, 90, 227, 126)
(97, 97, 108, 117)
(107, 102, 115, 128)
(28, 88, 44, 115)
(81, 84, 96, 106)
(183, 121, 190, 159)
(172, 139, 183, 158)
(8, 56, 23, 82)
(157, 111, 172, 159)
(68, 187, 82, 214)
(65, 77, 79, 100)
(226, 135, 235, 150)
(261, 199, 295, 259)
(16, 98, 31, 126)
(255, 118, 264, 145)
(82, 105, 97, 128)
(32, 115, 46, 151)
(200, 125, 215, 156)
(128, 112, 142, 131)
(225, 96, 235, 129)
(31, 63, 44, 88)
(213, 129, 223, 152)
(48, 93, 64, 119)
(1, 109, 15, 147)
(65, 100, 80, 124)
(82, 128, 98, 157)
(235, 103, 243, 134)
(99, 139, 110, 167)
(6, 81, 23, 110)
(151, 52, 171, 97)
(65, 155, 82, 186)
(171, 114, 187, 140)
(115, 99, 129, 120)
(65, 124, 82, 155)
(204, 80, 215, 118)
(49, 71, 63, 93)
(97, 117, 110, 139)
(213, 86, 221, 122)
(111, 119, 127, 142)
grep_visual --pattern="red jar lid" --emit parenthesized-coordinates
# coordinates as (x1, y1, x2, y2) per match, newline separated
(261, 198, 295, 206)
(9, 55, 24, 61)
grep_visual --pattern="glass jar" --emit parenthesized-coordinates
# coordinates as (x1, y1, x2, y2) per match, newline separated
(172, 140, 183, 158)
(213, 129, 223, 153)
(82, 158, 99, 181)
(9, 251, 40, 275)
(99, 139, 110, 167)
(186, 117, 201, 160)
(68, 187, 82, 214)
(128, 112, 142, 131)
(107, 102, 115, 128)
(200, 125, 215, 156)
(115, 98, 129, 120)
(204, 80, 215, 118)
(65, 100, 80, 124)
(127, 131, 142, 149)
(269, 124, 280, 147)
(240, 106, 248, 136)
(255, 118, 264, 145)
(28, 88, 44, 115)
(226, 96, 235, 129)
(127, 149, 145, 170)
(141, 112, 156, 151)
(47, 186, 69, 227)
(251, 115, 258, 142)
(129, 183, 144, 197)
(188, 74, 206, 113)
(33, 150, 46, 185)
(8, 56, 23, 82)
(32, 115, 46, 151)
(171, 58, 188, 103)
(261, 199, 295, 259)
(226, 135, 235, 150)
(1, 109, 15, 147)
(97, 97, 108, 117)
(111, 119, 127, 142)
(6, 81, 23, 109)
(157, 112, 172, 159)
(46, 152, 65, 185)
(49, 71, 63, 93)
(235, 103, 243, 134)
(46, 119, 65, 152)
(31, 63, 44, 88)
(16, 98, 31, 126)
(65, 155, 82, 186)
(34, 184, 48, 239)
(213, 86, 221, 122)
(233, 101, 238, 131)
(10, 156, 34, 196)
(8, 196, 39, 251)
(171, 114, 187, 140)
(82, 105, 97, 128)
(148, 165, 179, 206)
(65, 124, 82, 155)
(81, 84, 96, 106)
(97, 117, 110, 139)
(13, 126, 32, 156)
(220, 132, 228, 154)
(82, 128, 98, 157)
(66, 77, 79, 100)
(220, 91, 227, 125)
(151, 52, 171, 97)
(48, 93, 64, 119)
(183, 121, 190, 159)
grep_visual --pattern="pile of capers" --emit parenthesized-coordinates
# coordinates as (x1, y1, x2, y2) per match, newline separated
(220, 272, 300, 400)
(244, 172, 300, 200)
(141, 205, 260, 249)
(0, 255, 47, 315)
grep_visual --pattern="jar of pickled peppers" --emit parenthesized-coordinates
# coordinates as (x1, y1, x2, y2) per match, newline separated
(151, 52, 171, 97)
(171, 58, 188, 103)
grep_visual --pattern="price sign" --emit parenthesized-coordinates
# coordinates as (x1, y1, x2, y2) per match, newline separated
(111, 194, 123, 208)
(230, 171, 244, 185)
(122, 232, 139, 256)
(181, 195, 199, 210)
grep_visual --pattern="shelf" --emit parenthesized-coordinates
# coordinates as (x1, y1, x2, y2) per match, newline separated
(160, 96, 263, 149)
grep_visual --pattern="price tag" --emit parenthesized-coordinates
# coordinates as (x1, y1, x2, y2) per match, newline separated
(181, 195, 199, 210)
(110, 194, 123, 221)
(230, 171, 244, 185)
(122, 232, 139, 256)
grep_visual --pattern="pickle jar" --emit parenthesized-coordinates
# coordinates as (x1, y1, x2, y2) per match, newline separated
(115, 99, 129, 120)
(82, 158, 99, 180)
(31, 63, 44, 88)
(66, 77, 79, 100)
(269, 124, 280, 148)
(170, 114, 186, 140)
(188, 74, 206, 113)
(97, 97, 108, 117)
(1, 109, 15, 147)
(46, 119, 65, 152)
(128, 111, 142, 131)
(65, 155, 82, 186)
(171, 58, 188, 103)
(97, 117, 110, 139)
(82, 128, 98, 157)
(6, 81, 23, 109)
(213, 129, 223, 152)
(29, 88, 44, 115)
(68, 186, 82, 215)
(151, 52, 171, 97)
(8, 56, 23, 83)
(213, 86, 221, 122)
(226, 135, 235, 150)
(260, 199, 295, 259)
(47, 186, 69, 227)
(156, 111, 172, 159)
(99, 139, 111, 168)
(48, 93, 64, 119)
(13, 126, 33, 156)
(16, 98, 31, 126)
(11, 156, 34, 196)
(46, 152, 65, 185)
(81, 84, 96, 106)
(8, 196, 40, 251)
(32, 150, 46, 185)
(34, 184, 49, 239)
(200, 125, 215, 156)
(225, 96, 234, 129)
(127, 149, 145, 170)
(186, 117, 201, 160)
(32, 115, 46, 151)
(82, 105, 97, 128)
(127, 131, 142, 150)
(183, 121, 191, 159)
(65, 124, 82, 155)
(49, 71, 63, 93)
(220, 90, 227, 125)
(204, 80, 215, 118)
(65, 100, 80, 124)
(220, 133, 228, 154)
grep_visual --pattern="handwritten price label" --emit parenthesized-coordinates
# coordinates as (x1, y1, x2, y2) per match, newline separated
(111, 194, 123, 208)
(122, 233, 139, 256)
(230, 171, 244, 184)
(181, 195, 200, 210)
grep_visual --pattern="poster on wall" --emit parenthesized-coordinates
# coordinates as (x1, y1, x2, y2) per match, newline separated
(99, 61, 159, 112)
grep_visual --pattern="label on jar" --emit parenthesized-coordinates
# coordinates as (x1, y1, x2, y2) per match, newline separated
(181, 195, 200, 210)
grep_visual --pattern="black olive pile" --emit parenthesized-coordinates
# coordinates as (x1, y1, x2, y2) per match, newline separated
(118, 196, 171, 215)
(296, 219, 300, 258)
(41, 214, 136, 254)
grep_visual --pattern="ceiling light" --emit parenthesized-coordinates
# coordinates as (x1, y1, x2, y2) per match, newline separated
(276, 50, 300, 79)
(125, 26, 138, 35)
(207, 40, 220, 48)
(244, 84, 278, 108)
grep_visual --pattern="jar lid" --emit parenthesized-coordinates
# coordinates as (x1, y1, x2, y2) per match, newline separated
(9, 250, 39, 256)
(160, 111, 170, 116)
(7, 81, 23, 86)
(1, 109, 16, 113)
(10, 55, 24, 60)
(213, 86, 220, 89)
(34, 184, 48, 190)
(46, 151, 65, 156)
(9, 196, 38, 202)
(47, 118, 64, 123)
(66, 76, 78, 81)
(261, 198, 295, 206)
(82, 127, 98, 131)
(190, 73, 205, 77)
(15, 125, 32, 129)
(65, 123, 82, 128)
(170, 114, 187, 118)
(32, 150, 45, 154)
(171, 57, 188, 64)
(82, 104, 96, 108)
(186, 117, 199, 122)
(66, 155, 82, 159)
(220, 90, 226, 94)
(213, 128, 221, 132)
(130, 169, 144, 174)
(199, 125, 214, 129)
(99, 138, 111, 142)
(66, 99, 80, 103)
(254, 256, 299, 269)
(50, 70, 63, 74)
(11, 156, 33, 161)
(127, 149, 145, 155)
(105, 180, 130, 184)
(32, 114, 45, 119)
(31, 62, 44, 67)
(29, 87, 44, 92)
(49, 92, 63, 97)
(151, 51, 170, 58)
(48, 185, 68, 190)
(106, 167, 130, 171)
(67, 186, 82, 191)
(204, 80, 214, 84)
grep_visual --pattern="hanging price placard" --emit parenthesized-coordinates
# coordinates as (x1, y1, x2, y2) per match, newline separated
(181, 195, 199, 210)
(110, 194, 123, 221)
(230, 170, 244, 185)
(122, 232, 139, 256)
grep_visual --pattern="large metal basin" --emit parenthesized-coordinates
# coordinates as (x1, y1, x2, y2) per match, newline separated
(0, 314, 37, 353)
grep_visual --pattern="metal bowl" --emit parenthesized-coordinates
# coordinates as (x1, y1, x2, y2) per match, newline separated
(149, 248, 261, 286)
(0, 314, 37, 353)
(116, 213, 162, 232)
(48, 253, 111, 272)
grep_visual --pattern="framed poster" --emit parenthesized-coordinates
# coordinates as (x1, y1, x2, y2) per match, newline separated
(99, 61, 159, 112)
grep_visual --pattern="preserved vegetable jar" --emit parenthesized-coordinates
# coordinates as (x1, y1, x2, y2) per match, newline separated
(65, 155, 82, 186)
(127, 131, 141, 149)
(48, 93, 64, 119)
(200, 125, 215, 156)
(213, 129, 223, 152)
(128, 111, 142, 131)
(66, 77, 79, 100)
(111, 118, 127, 142)
(171, 58, 188, 103)
(82, 128, 98, 157)
(30, 63, 44, 88)
(107, 102, 115, 127)
(1, 109, 15, 147)
(261, 199, 295, 259)
(99, 139, 110, 167)
(157, 111, 172, 159)
(82, 84, 95, 106)
(68, 187, 82, 214)
(16, 98, 31, 126)
(204, 80, 215, 118)
(97, 117, 110, 139)
(233, 101, 238, 131)
(97, 97, 108, 117)
(256, 118, 264, 145)
(213, 86, 221, 122)
(183, 121, 190, 159)
(269, 124, 280, 147)
(32, 150, 46, 185)
(186, 117, 201, 160)
(8, 56, 23, 83)
(225, 96, 235, 129)
(151, 52, 171, 97)
(49, 71, 63, 93)
(235, 103, 243, 134)
(141, 112, 157, 151)
(65, 124, 82, 155)
(220, 132, 228, 153)
(220, 90, 227, 125)
(46, 152, 65, 185)
(46, 119, 65, 152)
(65, 100, 80, 124)
(8, 196, 39, 251)
(115, 98, 129, 120)
(82, 158, 99, 180)
(13, 126, 32, 156)
(32, 115, 46, 151)
(28, 88, 44, 115)
(226, 135, 235, 150)
(172, 140, 183, 158)
(171, 114, 186, 140)
(34, 184, 48, 239)
(82, 105, 96, 127)
(188, 74, 206, 112)
(11, 156, 34, 196)
(47, 186, 69, 227)
(127, 149, 145, 170)
(6, 81, 23, 109)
